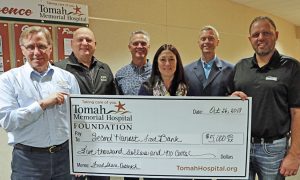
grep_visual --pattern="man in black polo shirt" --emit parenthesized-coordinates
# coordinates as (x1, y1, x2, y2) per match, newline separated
(232, 16, 300, 179)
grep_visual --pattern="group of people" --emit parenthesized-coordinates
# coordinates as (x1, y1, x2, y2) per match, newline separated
(0, 15, 299, 180)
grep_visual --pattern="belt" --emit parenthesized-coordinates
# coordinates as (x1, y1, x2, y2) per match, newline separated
(14, 141, 68, 153)
(251, 133, 290, 144)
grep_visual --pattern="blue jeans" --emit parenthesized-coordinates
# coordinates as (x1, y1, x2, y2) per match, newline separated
(11, 143, 72, 180)
(248, 137, 288, 180)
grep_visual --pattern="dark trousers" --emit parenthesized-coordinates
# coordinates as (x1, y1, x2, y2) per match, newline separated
(11, 143, 72, 180)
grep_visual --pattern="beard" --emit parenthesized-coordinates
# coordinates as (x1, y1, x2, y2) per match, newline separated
(255, 50, 273, 56)
(253, 45, 275, 57)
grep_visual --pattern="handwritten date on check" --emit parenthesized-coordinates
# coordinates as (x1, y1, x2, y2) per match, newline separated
(68, 95, 251, 179)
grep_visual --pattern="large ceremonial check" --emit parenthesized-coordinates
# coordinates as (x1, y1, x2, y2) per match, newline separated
(69, 95, 252, 179)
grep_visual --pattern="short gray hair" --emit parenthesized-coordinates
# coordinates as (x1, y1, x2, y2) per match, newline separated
(19, 26, 52, 46)
(129, 30, 150, 44)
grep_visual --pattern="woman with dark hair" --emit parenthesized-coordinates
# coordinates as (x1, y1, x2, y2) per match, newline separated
(138, 44, 187, 96)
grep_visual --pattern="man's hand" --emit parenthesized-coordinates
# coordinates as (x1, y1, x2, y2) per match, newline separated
(231, 91, 248, 100)
(39, 92, 69, 110)
(280, 152, 300, 176)
(281, 108, 300, 176)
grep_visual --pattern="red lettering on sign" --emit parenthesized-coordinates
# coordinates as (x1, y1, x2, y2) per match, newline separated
(0, 7, 32, 16)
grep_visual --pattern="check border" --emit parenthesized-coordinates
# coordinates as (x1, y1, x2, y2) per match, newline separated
(68, 95, 252, 179)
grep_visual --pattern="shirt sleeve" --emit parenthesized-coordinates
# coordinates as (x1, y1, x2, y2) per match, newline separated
(69, 74, 81, 94)
(0, 74, 43, 132)
(288, 61, 300, 107)
(138, 83, 152, 96)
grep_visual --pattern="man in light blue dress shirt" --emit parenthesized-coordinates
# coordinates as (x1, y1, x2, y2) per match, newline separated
(0, 26, 80, 180)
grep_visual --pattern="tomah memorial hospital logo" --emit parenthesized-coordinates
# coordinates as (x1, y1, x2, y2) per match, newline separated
(111, 101, 131, 114)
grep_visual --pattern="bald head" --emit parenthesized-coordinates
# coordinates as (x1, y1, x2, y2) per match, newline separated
(73, 27, 96, 41)
(71, 27, 96, 63)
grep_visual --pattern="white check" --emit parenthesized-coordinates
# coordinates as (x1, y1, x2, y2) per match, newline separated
(68, 95, 251, 179)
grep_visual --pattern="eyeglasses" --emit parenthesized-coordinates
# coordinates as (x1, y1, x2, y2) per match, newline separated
(22, 44, 49, 52)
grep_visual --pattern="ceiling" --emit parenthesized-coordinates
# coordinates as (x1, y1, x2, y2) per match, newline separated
(230, 0, 300, 26)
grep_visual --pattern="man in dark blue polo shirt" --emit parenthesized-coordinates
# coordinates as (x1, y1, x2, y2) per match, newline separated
(232, 16, 300, 179)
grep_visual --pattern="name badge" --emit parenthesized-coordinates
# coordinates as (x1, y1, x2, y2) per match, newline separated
(100, 76, 107, 82)
(265, 76, 277, 81)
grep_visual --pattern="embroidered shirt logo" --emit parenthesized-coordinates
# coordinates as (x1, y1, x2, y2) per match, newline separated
(56, 80, 70, 88)
(100, 76, 107, 81)
(265, 76, 277, 81)
(56, 80, 70, 93)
